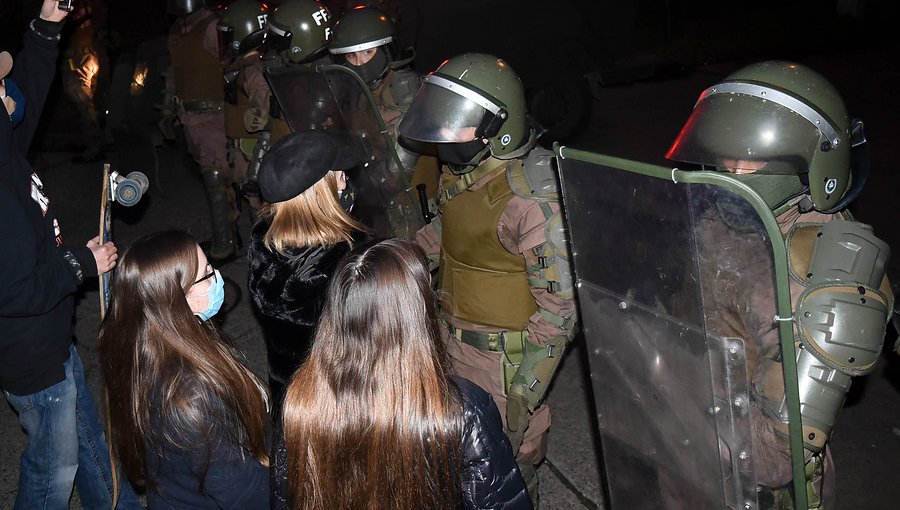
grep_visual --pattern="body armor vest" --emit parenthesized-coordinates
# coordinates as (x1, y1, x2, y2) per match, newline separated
(170, 11, 224, 102)
(439, 164, 537, 330)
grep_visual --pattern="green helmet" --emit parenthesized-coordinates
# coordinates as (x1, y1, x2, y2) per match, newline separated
(666, 60, 868, 213)
(398, 53, 536, 173)
(167, 0, 206, 16)
(327, 6, 395, 86)
(217, 0, 270, 58)
(267, 0, 333, 64)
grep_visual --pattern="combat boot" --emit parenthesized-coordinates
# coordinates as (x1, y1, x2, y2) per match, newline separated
(200, 166, 238, 263)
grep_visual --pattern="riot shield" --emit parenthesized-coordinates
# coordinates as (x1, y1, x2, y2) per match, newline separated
(265, 64, 425, 239)
(556, 148, 807, 510)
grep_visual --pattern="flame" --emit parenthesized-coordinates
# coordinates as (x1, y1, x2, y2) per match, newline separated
(130, 62, 149, 95)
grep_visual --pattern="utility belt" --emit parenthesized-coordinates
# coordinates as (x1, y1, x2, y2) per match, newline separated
(176, 97, 224, 114)
(450, 325, 527, 395)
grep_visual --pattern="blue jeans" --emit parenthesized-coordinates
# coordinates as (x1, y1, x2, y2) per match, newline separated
(4, 344, 144, 510)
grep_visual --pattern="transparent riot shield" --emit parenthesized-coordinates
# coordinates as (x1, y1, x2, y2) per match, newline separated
(556, 148, 806, 510)
(265, 64, 425, 240)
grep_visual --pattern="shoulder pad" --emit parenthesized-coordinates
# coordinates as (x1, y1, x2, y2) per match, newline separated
(388, 69, 422, 107)
(507, 148, 559, 201)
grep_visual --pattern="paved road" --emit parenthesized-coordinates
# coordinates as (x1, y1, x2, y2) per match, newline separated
(2, 42, 899, 510)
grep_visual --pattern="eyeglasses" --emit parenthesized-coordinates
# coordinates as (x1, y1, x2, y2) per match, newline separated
(194, 264, 216, 285)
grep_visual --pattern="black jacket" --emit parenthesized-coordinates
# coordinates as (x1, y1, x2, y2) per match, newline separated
(145, 381, 270, 510)
(0, 18, 97, 395)
(269, 376, 532, 510)
(247, 216, 361, 407)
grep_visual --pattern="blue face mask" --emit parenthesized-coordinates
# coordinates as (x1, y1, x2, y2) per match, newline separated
(3, 78, 26, 127)
(196, 269, 225, 321)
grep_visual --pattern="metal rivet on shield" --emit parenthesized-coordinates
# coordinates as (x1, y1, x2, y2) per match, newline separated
(618, 301, 628, 310)
(739, 450, 750, 461)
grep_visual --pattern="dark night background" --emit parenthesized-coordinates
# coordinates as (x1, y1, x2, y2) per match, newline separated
(1, 1, 899, 508)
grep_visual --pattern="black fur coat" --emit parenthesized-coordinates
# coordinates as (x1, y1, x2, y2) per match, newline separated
(247, 216, 357, 410)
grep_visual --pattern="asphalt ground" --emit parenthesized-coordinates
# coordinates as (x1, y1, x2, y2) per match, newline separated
(2, 41, 899, 510)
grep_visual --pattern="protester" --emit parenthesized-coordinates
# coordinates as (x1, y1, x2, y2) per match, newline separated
(100, 231, 270, 509)
(248, 129, 368, 419)
(272, 238, 532, 510)
(0, 1, 142, 507)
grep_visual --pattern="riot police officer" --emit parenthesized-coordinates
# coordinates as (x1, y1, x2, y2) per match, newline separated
(163, 0, 237, 262)
(329, 4, 440, 237)
(666, 60, 894, 509)
(398, 53, 579, 507)
(260, 0, 335, 145)
(218, 0, 270, 212)
(328, 4, 420, 168)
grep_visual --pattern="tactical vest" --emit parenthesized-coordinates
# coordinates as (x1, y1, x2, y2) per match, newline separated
(170, 11, 224, 102)
(439, 163, 537, 330)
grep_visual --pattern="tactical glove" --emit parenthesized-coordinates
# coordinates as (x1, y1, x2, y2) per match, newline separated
(244, 106, 270, 133)
(505, 385, 530, 456)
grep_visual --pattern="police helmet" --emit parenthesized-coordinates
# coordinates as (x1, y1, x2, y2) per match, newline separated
(666, 61, 867, 213)
(267, 0, 333, 64)
(167, 0, 207, 16)
(328, 6, 395, 87)
(398, 53, 536, 173)
(218, 0, 270, 58)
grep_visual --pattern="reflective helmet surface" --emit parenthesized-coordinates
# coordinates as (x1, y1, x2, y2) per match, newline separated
(218, 0, 270, 58)
(328, 6, 395, 87)
(267, 0, 333, 64)
(399, 53, 534, 161)
(168, 0, 206, 16)
(328, 6, 394, 55)
(666, 61, 857, 212)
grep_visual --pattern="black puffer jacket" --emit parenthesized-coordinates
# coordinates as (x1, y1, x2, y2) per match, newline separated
(270, 376, 532, 509)
(454, 376, 533, 509)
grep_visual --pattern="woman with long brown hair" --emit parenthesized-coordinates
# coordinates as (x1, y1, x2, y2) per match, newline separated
(248, 129, 368, 419)
(100, 231, 270, 509)
(272, 239, 531, 510)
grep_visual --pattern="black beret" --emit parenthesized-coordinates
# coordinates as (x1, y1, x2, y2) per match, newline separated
(258, 130, 360, 203)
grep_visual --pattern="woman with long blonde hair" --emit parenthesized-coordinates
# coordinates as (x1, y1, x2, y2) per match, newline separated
(248, 129, 368, 419)
(272, 239, 531, 510)
(100, 231, 270, 509)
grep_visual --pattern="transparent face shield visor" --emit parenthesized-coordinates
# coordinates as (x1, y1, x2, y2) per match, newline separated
(667, 92, 827, 175)
(398, 75, 504, 143)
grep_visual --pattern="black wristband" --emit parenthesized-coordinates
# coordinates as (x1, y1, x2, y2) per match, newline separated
(30, 18, 65, 40)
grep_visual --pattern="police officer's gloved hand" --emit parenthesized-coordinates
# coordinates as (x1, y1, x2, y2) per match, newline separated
(505, 385, 530, 456)
(244, 107, 270, 133)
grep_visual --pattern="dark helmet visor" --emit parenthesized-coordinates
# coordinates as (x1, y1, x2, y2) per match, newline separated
(265, 23, 292, 54)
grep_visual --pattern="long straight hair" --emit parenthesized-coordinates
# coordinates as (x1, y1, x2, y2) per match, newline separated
(99, 231, 269, 490)
(261, 171, 366, 253)
(283, 239, 464, 510)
